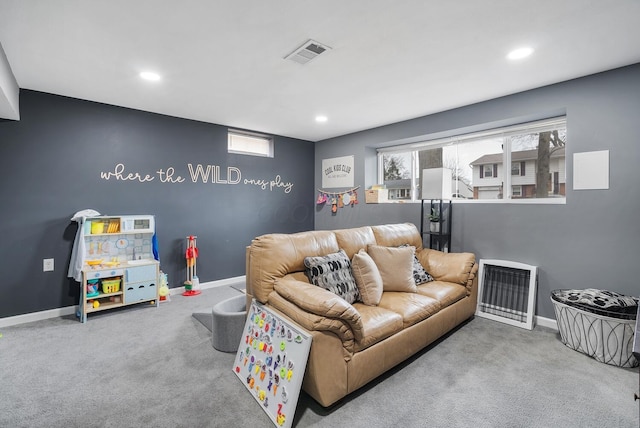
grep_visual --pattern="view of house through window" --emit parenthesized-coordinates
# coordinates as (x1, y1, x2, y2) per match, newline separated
(379, 118, 566, 202)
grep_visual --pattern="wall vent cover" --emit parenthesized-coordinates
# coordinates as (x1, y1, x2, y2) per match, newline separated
(285, 39, 331, 65)
(476, 259, 538, 330)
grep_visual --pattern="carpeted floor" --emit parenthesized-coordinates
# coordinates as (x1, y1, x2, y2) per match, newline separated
(0, 285, 637, 428)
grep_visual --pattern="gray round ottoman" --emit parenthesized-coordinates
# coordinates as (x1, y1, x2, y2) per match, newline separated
(211, 294, 247, 352)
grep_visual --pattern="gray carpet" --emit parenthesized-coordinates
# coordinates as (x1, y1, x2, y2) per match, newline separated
(0, 285, 637, 428)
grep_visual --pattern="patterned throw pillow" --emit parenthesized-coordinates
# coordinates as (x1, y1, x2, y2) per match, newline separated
(304, 250, 360, 304)
(400, 244, 434, 285)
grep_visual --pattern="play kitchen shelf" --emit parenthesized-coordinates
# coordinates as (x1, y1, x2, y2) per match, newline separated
(80, 261, 159, 323)
(78, 215, 159, 323)
(85, 215, 155, 235)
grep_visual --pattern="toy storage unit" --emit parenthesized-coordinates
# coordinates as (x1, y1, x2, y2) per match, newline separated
(551, 289, 639, 368)
(79, 215, 159, 323)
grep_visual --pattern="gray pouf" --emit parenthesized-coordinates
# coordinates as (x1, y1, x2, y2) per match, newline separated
(211, 294, 247, 352)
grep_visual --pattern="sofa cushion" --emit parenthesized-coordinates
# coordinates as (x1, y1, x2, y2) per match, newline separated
(351, 250, 383, 306)
(417, 281, 467, 308)
(367, 245, 417, 292)
(400, 244, 434, 285)
(378, 292, 441, 328)
(352, 303, 404, 352)
(371, 223, 423, 249)
(304, 250, 360, 304)
(334, 226, 376, 259)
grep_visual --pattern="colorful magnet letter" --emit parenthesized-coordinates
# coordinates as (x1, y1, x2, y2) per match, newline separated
(276, 404, 286, 426)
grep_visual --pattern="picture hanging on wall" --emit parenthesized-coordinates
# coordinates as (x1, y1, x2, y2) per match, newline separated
(321, 155, 354, 188)
(232, 300, 312, 428)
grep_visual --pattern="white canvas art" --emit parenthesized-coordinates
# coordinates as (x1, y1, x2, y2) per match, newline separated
(573, 150, 609, 190)
(322, 155, 354, 188)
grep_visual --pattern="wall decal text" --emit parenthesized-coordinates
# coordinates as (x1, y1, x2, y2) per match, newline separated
(100, 163, 294, 193)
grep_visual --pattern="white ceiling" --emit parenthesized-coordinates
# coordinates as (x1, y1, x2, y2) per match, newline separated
(1, 1, 639, 142)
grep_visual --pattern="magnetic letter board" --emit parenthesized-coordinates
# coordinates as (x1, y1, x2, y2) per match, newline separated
(232, 299, 312, 428)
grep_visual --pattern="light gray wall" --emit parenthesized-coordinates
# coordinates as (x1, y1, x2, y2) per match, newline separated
(314, 63, 640, 320)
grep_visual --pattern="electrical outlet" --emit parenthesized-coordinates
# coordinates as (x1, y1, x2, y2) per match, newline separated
(43, 258, 54, 272)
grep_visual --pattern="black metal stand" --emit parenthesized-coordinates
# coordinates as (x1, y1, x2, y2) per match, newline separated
(420, 199, 452, 252)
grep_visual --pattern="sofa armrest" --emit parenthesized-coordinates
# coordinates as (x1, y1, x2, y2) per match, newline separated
(271, 279, 364, 343)
(417, 249, 477, 287)
(466, 262, 479, 293)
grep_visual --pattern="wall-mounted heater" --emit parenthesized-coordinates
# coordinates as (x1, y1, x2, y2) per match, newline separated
(476, 259, 538, 330)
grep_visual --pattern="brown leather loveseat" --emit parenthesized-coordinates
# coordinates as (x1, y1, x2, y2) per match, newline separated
(245, 223, 478, 407)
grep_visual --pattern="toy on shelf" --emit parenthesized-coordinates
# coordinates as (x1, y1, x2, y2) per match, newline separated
(86, 279, 99, 298)
(183, 235, 201, 297)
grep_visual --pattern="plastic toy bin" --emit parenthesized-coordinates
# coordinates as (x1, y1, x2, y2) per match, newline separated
(551, 288, 639, 368)
(101, 278, 121, 294)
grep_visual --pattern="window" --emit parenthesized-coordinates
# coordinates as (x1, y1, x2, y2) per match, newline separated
(511, 162, 524, 176)
(512, 185, 522, 197)
(377, 117, 566, 203)
(482, 164, 495, 178)
(381, 152, 415, 200)
(228, 130, 274, 157)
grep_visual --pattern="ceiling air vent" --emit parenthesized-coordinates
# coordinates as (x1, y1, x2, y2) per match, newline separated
(285, 39, 331, 65)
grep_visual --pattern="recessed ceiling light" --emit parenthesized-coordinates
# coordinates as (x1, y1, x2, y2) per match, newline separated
(139, 71, 161, 81)
(507, 47, 534, 60)
(315, 115, 328, 123)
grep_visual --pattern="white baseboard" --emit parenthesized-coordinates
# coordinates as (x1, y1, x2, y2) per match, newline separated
(0, 306, 77, 328)
(0, 275, 247, 328)
(535, 315, 557, 331)
(170, 275, 245, 295)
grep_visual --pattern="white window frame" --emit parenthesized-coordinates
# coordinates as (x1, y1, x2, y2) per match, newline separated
(228, 129, 274, 157)
(377, 117, 566, 204)
(512, 185, 522, 197)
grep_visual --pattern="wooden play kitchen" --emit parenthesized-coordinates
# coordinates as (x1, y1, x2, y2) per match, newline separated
(79, 215, 159, 323)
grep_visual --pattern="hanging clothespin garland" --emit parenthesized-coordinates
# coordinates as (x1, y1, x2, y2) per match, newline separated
(316, 186, 360, 215)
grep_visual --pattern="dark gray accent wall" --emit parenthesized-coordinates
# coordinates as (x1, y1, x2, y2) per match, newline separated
(315, 63, 640, 320)
(0, 90, 314, 319)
